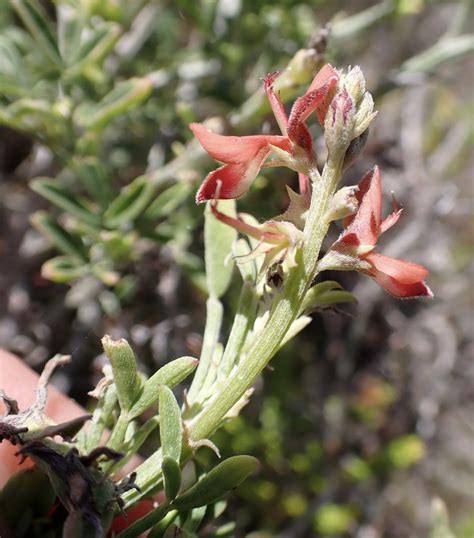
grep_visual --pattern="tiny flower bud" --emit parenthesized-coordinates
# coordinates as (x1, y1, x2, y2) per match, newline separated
(344, 66, 365, 104)
(325, 185, 359, 222)
(353, 92, 377, 138)
(324, 86, 355, 158)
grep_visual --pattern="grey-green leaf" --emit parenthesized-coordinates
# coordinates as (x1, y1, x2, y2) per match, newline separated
(129, 356, 198, 419)
(11, 0, 63, 69)
(31, 178, 100, 227)
(159, 385, 182, 463)
(74, 77, 153, 131)
(31, 211, 86, 260)
(41, 255, 89, 283)
(301, 281, 357, 312)
(173, 456, 259, 510)
(205, 200, 237, 298)
(162, 456, 181, 502)
(102, 336, 142, 412)
(144, 182, 193, 220)
(104, 176, 156, 228)
(66, 23, 121, 76)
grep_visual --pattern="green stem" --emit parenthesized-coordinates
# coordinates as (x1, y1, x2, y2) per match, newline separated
(120, 157, 344, 507)
(186, 159, 342, 440)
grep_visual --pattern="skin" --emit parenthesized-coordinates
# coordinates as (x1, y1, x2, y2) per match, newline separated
(0, 348, 155, 535)
(0, 348, 86, 487)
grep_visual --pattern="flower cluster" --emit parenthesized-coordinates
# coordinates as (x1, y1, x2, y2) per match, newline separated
(191, 63, 432, 299)
(319, 167, 432, 298)
(191, 64, 338, 203)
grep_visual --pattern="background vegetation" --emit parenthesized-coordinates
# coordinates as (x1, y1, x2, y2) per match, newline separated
(0, 0, 473, 536)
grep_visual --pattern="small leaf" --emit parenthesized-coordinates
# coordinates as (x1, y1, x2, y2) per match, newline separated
(102, 336, 142, 413)
(205, 200, 237, 298)
(74, 77, 153, 131)
(129, 356, 198, 419)
(72, 157, 113, 209)
(11, 0, 63, 69)
(301, 281, 357, 312)
(31, 211, 86, 259)
(31, 178, 100, 227)
(42, 255, 89, 283)
(173, 456, 259, 510)
(162, 456, 181, 502)
(159, 385, 182, 462)
(104, 176, 156, 228)
(66, 22, 121, 76)
(144, 182, 193, 220)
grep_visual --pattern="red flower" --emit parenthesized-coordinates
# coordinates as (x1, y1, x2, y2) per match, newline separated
(191, 64, 339, 203)
(326, 166, 432, 298)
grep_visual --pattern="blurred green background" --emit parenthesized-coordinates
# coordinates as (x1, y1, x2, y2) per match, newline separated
(0, 0, 473, 536)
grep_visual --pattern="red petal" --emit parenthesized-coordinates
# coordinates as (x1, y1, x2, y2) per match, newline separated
(264, 72, 289, 135)
(196, 149, 270, 203)
(287, 67, 338, 143)
(307, 64, 339, 93)
(380, 208, 403, 235)
(190, 123, 289, 164)
(368, 269, 433, 298)
(343, 167, 382, 246)
(366, 252, 430, 285)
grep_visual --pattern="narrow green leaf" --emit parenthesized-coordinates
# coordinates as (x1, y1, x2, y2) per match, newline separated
(159, 385, 182, 462)
(182, 505, 207, 533)
(173, 456, 259, 510)
(278, 315, 312, 350)
(11, 0, 63, 69)
(66, 23, 121, 76)
(41, 255, 89, 283)
(402, 34, 474, 74)
(0, 36, 27, 92)
(108, 416, 159, 475)
(162, 456, 181, 502)
(31, 178, 100, 227)
(205, 200, 237, 298)
(117, 506, 175, 538)
(72, 157, 113, 209)
(31, 211, 86, 259)
(129, 356, 198, 419)
(144, 182, 193, 220)
(0, 74, 28, 97)
(104, 176, 156, 228)
(74, 77, 153, 131)
(301, 281, 357, 312)
(102, 336, 142, 413)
